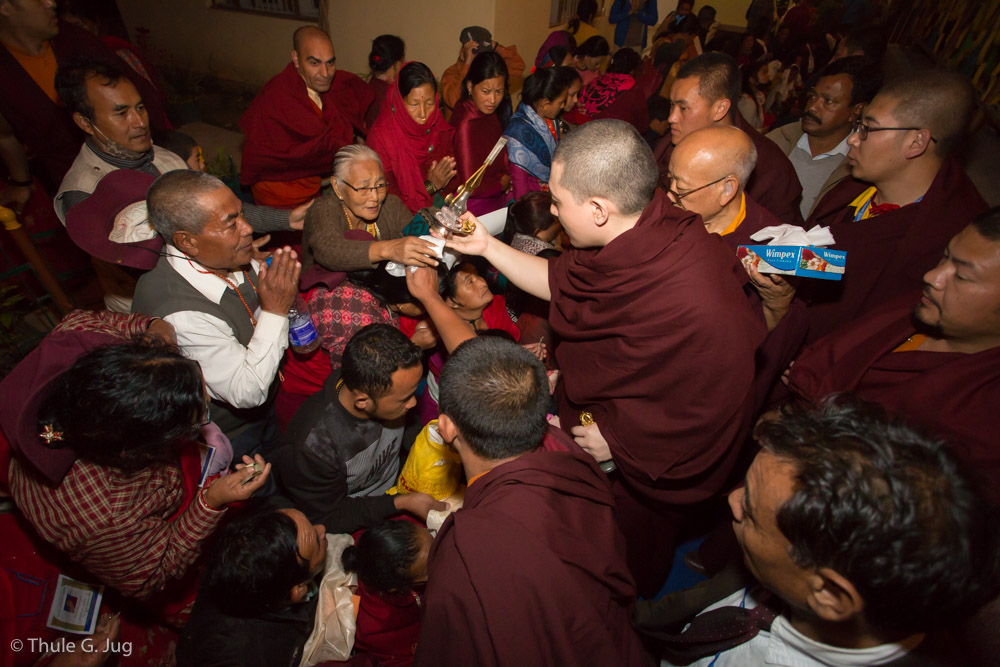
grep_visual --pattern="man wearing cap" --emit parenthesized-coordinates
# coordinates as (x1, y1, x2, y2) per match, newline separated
(439, 26, 524, 119)
(54, 58, 310, 312)
(240, 26, 373, 208)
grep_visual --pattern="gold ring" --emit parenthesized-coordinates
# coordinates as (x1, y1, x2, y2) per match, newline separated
(579, 411, 595, 427)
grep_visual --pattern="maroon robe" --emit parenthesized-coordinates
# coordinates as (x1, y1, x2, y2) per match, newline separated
(0, 22, 170, 194)
(805, 173, 870, 228)
(364, 76, 391, 129)
(548, 190, 765, 595)
(788, 293, 1000, 491)
(239, 64, 373, 186)
(652, 114, 805, 226)
(415, 448, 651, 667)
(723, 194, 809, 415)
(798, 158, 987, 344)
(449, 97, 510, 214)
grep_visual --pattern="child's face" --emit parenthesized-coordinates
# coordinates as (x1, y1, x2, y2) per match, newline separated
(410, 526, 434, 583)
(187, 146, 205, 172)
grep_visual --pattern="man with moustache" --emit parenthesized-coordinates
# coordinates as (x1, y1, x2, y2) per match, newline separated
(240, 26, 374, 208)
(786, 209, 1000, 489)
(0, 0, 169, 209)
(766, 56, 881, 221)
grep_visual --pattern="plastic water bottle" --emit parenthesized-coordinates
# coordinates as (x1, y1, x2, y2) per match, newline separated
(288, 296, 319, 354)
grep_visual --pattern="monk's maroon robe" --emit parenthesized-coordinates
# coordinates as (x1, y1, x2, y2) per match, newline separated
(239, 64, 373, 187)
(652, 115, 804, 226)
(549, 190, 765, 595)
(789, 293, 1000, 491)
(798, 158, 987, 345)
(415, 448, 651, 667)
(723, 194, 809, 416)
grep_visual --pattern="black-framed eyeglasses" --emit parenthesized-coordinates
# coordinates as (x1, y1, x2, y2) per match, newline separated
(342, 181, 389, 196)
(851, 121, 937, 143)
(667, 175, 727, 201)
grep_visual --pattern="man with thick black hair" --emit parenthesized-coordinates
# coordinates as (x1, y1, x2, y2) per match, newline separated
(654, 398, 1000, 666)
(272, 323, 444, 533)
(177, 507, 328, 667)
(415, 337, 650, 666)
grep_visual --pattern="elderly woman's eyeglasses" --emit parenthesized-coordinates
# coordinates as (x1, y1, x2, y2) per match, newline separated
(667, 175, 727, 201)
(342, 181, 389, 196)
(851, 121, 937, 143)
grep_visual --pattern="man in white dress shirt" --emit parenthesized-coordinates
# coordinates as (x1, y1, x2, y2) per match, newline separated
(657, 399, 1000, 666)
(133, 170, 301, 459)
(766, 56, 881, 220)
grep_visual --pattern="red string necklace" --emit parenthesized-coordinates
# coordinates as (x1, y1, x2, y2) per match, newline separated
(188, 260, 259, 326)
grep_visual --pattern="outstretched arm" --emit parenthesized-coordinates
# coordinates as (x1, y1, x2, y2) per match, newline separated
(445, 212, 551, 301)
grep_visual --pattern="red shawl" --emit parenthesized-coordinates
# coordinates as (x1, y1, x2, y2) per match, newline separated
(449, 98, 509, 203)
(789, 293, 1000, 491)
(367, 76, 456, 213)
(414, 448, 650, 666)
(652, 115, 805, 227)
(239, 63, 373, 185)
(0, 22, 170, 193)
(549, 190, 766, 504)
(798, 158, 987, 344)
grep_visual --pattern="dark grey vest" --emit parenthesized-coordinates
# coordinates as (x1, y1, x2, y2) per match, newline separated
(132, 255, 277, 436)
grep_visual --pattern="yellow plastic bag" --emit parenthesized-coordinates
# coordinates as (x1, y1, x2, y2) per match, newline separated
(388, 420, 463, 501)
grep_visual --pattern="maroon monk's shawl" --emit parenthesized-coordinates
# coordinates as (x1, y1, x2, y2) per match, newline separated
(239, 64, 373, 185)
(799, 158, 987, 344)
(789, 293, 1000, 491)
(368, 73, 456, 213)
(549, 190, 766, 504)
(415, 448, 650, 666)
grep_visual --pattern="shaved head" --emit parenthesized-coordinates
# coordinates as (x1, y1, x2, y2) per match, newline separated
(292, 25, 331, 53)
(672, 125, 757, 187)
(668, 125, 756, 231)
(291, 26, 336, 94)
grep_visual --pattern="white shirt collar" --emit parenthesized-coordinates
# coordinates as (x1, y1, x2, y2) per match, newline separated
(165, 245, 258, 305)
(796, 131, 850, 160)
(769, 614, 925, 666)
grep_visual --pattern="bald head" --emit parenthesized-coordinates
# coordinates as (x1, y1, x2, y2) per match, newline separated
(293, 25, 331, 52)
(291, 27, 336, 93)
(668, 126, 757, 231)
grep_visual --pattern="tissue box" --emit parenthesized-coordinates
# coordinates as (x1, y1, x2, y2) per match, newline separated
(737, 245, 846, 281)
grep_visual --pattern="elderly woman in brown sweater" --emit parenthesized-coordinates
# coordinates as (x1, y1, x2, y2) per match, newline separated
(302, 145, 440, 271)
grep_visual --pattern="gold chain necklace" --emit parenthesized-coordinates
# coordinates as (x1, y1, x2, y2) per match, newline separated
(339, 199, 382, 240)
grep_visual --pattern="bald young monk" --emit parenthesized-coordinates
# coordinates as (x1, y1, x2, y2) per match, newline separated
(448, 119, 765, 597)
(652, 52, 803, 225)
(240, 26, 374, 208)
(668, 125, 807, 412)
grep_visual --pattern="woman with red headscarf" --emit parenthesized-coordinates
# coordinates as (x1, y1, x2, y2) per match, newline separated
(450, 51, 512, 216)
(368, 62, 458, 213)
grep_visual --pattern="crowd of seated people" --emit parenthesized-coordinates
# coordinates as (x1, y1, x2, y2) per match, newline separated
(2, 1, 1000, 665)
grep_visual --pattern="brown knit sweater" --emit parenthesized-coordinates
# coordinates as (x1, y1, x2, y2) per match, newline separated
(301, 192, 413, 271)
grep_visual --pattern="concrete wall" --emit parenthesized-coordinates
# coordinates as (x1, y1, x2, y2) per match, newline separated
(327, 0, 494, 79)
(114, 0, 749, 92)
(115, 0, 313, 87)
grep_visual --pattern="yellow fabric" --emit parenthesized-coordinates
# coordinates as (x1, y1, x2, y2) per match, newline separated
(849, 186, 878, 221)
(720, 193, 747, 237)
(6, 42, 59, 104)
(388, 420, 463, 500)
(893, 333, 927, 353)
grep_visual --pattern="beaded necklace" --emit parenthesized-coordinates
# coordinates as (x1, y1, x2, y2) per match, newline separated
(339, 199, 382, 240)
